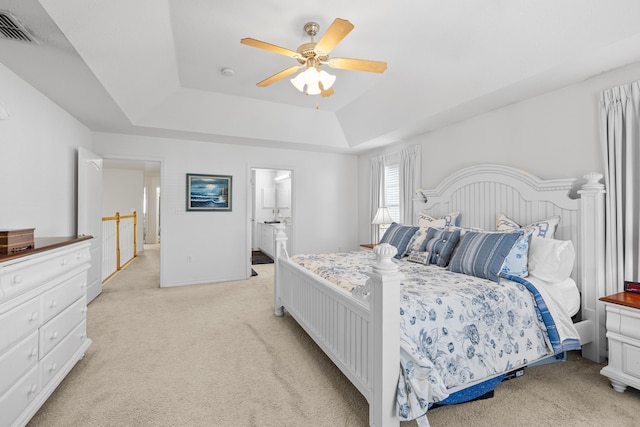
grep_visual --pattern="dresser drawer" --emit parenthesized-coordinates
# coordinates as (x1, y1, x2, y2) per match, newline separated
(0, 331, 38, 396)
(40, 319, 87, 389)
(0, 364, 39, 427)
(39, 297, 87, 358)
(40, 271, 87, 324)
(0, 297, 39, 355)
(0, 244, 90, 304)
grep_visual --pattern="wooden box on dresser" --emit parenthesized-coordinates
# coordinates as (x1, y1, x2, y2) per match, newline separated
(599, 291, 640, 393)
(0, 236, 92, 427)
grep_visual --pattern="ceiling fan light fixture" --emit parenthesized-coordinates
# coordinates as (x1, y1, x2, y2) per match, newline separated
(290, 73, 306, 92)
(302, 67, 319, 86)
(318, 69, 336, 90)
(306, 83, 321, 95)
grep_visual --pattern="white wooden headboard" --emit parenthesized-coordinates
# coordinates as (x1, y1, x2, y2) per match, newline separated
(414, 164, 607, 362)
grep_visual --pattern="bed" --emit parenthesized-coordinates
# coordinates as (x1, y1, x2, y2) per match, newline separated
(272, 164, 606, 427)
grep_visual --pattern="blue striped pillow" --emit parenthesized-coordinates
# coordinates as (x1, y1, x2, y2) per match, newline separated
(379, 223, 419, 259)
(448, 231, 521, 282)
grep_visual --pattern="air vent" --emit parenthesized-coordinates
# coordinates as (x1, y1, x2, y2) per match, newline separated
(0, 10, 37, 43)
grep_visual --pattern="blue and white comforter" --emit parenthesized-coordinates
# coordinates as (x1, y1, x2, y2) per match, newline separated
(290, 251, 580, 422)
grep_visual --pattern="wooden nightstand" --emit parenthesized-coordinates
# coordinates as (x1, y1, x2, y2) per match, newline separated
(599, 291, 640, 392)
(360, 243, 376, 251)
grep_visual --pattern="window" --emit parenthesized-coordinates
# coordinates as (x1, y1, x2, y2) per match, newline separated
(378, 163, 400, 236)
(385, 163, 400, 222)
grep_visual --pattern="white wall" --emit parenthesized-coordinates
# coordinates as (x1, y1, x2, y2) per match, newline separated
(103, 168, 144, 253)
(93, 133, 359, 288)
(357, 61, 640, 244)
(0, 62, 92, 237)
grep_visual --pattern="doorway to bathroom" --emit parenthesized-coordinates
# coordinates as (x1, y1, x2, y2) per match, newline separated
(250, 168, 293, 267)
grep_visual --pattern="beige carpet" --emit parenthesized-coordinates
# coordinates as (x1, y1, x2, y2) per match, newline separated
(27, 245, 640, 427)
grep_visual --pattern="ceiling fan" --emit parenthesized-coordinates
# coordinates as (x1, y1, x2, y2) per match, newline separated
(240, 18, 387, 97)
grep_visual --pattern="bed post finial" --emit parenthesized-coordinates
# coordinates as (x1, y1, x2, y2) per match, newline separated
(372, 243, 398, 273)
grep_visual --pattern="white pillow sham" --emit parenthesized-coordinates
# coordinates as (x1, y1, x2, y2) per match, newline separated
(496, 213, 560, 239)
(527, 237, 575, 282)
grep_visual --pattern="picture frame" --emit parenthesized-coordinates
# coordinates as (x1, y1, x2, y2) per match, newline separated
(186, 173, 232, 212)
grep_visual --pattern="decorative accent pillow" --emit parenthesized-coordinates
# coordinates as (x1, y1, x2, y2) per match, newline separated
(500, 231, 532, 278)
(405, 226, 430, 254)
(379, 223, 420, 259)
(421, 227, 461, 267)
(407, 250, 431, 265)
(527, 237, 575, 282)
(417, 211, 461, 228)
(496, 213, 560, 239)
(448, 231, 521, 282)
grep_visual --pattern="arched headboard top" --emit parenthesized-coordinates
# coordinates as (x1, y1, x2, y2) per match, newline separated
(416, 164, 581, 235)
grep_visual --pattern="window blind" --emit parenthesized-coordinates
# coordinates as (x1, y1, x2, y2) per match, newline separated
(385, 164, 400, 223)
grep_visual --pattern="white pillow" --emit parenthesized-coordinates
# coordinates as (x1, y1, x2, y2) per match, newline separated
(527, 237, 575, 282)
(496, 213, 560, 239)
(418, 211, 461, 228)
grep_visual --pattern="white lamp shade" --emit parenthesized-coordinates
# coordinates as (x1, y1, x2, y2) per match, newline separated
(372, 207, 393, 225)
(318, 70, 336, 90)
(290, 73, 305, 92)
(306, 83, 321, 95)
(302, 67, 319, 85)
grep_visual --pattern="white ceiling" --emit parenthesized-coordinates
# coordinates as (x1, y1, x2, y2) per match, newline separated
(2, 0, 640, 153)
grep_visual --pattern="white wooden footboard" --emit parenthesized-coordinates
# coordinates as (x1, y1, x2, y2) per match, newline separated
(274, 224, 403, 427)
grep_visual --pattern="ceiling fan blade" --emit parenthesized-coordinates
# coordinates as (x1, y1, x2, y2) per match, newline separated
(256, 65, 302, 87)
(321, 87, 334, 97)
(314, 18, 354, 56)
(319, 81, 334, 97)
(328, 57, 387, 73)
(241, 38, 300, 58)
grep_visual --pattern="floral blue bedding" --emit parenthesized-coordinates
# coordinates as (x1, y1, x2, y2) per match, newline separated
(289, 250, 581, 423)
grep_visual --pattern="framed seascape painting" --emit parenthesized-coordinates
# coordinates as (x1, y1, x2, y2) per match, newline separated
(186, 173, 232, 212)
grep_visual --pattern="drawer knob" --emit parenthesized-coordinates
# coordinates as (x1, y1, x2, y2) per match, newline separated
(61, 258, 68, 266)
(76, 252, 83, 260)
(12, 275, 22, 285)
(49, 362, 58, 373)
(27, 384, 38, 396)
(49, 300, 58, 309)
(29, 312, 39, 322)
(50, 331, 59, 341)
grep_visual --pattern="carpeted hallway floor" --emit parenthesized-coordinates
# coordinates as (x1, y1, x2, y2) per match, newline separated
(26, 244, 640, 426)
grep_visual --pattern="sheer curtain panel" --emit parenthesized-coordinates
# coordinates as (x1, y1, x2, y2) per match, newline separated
(600, 81, 640, 295)
(399, 145, 422, 225)
(370, 155, 385, 243)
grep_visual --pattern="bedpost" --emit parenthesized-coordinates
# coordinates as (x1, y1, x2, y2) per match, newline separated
(273, 223, 288, 317)
(366, 243, 403, 427)
(577, 172, 606, 362)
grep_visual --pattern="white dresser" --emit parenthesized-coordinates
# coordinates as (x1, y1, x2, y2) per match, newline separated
(600, 291, 640, 393)
(0, 237, 92, 427)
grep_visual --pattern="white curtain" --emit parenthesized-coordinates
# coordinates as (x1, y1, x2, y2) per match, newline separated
(370, 154, 385, 243)
(600, 81, 640, 295)
(399, 145, 422, 225)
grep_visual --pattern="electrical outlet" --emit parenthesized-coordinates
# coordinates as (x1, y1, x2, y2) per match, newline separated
(186, 255, 192, 264)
